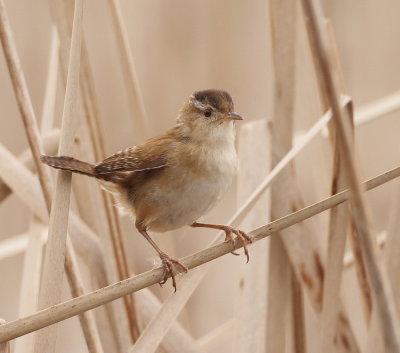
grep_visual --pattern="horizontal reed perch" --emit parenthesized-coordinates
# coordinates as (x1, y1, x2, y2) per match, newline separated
(0, 164, 399, 343)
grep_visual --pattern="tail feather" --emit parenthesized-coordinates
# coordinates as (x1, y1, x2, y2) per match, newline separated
(40, 155, 95, 177)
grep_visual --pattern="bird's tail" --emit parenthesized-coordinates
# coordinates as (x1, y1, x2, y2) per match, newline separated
(40, 155, 96, 177)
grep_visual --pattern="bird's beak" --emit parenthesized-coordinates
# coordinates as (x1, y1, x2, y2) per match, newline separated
(227, 112, 243, 120)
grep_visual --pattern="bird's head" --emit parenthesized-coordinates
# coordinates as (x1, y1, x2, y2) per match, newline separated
(177, 89, 243, 140)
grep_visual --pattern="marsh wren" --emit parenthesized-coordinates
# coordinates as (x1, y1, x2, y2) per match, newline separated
(41, 89, 251, 290)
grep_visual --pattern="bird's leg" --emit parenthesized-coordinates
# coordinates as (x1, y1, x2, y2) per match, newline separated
(136, 227, 188, 291)
(190, 222, 252, 262)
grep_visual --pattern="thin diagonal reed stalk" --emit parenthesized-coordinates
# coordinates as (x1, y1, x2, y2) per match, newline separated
(107, 0, 149, 142)
(300, 0, 400, 351)
(32, 0, 86, 352)
(0, 0, 52, 209)
(50, 0, 140, 342)
(0, 320, 9, 353)
(0, 1, 104, 351)
(0, 164, 399, 343)
(316, 20, 358, 352)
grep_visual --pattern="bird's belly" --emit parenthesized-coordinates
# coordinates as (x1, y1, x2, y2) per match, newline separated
(146, 171, 233, 232)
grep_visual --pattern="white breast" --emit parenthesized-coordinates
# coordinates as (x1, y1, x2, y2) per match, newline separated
(147, 137, 237, 232)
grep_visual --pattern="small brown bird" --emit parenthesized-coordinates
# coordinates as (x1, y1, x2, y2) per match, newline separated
(41, 89, 251, 290)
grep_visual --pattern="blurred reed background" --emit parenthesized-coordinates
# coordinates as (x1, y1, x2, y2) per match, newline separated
(0, 0, 400, 352)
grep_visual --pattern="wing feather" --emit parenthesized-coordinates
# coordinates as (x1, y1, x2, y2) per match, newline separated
(94, 136, 172, 174)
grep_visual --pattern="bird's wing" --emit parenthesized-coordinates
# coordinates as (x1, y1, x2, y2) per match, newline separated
(94, 138, 171, 174)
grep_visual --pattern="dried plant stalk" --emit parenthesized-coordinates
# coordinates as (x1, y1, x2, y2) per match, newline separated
(267, 0, 297, 351)
(318, 21, 356, 352)
(197, 320, 235, 351)
(40, 27, 59, 134)
(1, 164, 399, 343)
(234, 120, 269, 353)
(0, 0, 52, 209)
(300, 0, 400, 350)
(0, 141, 116, 286)
(14, 219, 45, 353)
(303, 16, 372, 328)
(0, 0, 106, 351)
(64, 240, 104, 353)
(0, 233, 34, 260)
(107, 0, 149, 142)
(128, 267, 205, 353)
(0, 320, 9, 353)
(51, 0, 140, 342)
(0, 143, 48, 221)
(355, 90, 400, 126)
(134, 288, 201, 353)
(291, 269, 306, 353)
(365, 184, 400, 350)
(0, 130, 59, 203)
(33, 0, 84, 352)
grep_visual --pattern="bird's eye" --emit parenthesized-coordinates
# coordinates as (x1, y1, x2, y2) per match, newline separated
(204, 109, 212, 117)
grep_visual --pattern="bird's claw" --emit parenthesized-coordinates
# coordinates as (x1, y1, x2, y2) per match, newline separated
(159, 253, 188, 291)
(224, 227, 252, 262)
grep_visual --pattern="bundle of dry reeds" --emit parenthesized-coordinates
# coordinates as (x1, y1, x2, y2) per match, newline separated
(1, 0, 400, 352)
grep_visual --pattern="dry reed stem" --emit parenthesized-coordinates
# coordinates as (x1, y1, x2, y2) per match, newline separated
(49, 0, 137, 346)
(107, 0, 149, 142)
(33, 1, 84, 352)
(197, 320, 235, 351)
(319, 21, 354, 352)
(0, 207, 206, 349)
(385, 183, 400, 312)
(267, 0, 297, 351)
(300, 0, 400, 351)
(0, 141, 122, 288)
(65, 240, 104, 353)
(85, 60, 140, 344)
(14, 31, 60, 353)
(14, 219, 45, 353)
(0, 130, 59, 203)
(291, 269, 306, 353)
(0, 0, 52, 209)
(343, 232, 386, 269)
(128, 267, 205, 353)
(0, 141, 106, 273)
(0, 321, 9, 353)
(0, 144, 48, 220)
(1, 0, 105, 350)
(135, 288, 201, 353)
(321, 112, 351, 350)
(230, 102, 338, 228)
(62, 0, 140, 339)
(234, 120, 269, 353)
(102, 194, 139, 341)
(304, 14, 372, 328)
(80, 28, 140, 342)
(40, 27, 59, 134)
(355, 90, 400, 126)
(266, 237, 291, 352)
(337, 22, 374, 324)
(0, 164, 399, 343)
(0, 233, 35, 260)
(365, 184, 400, 351)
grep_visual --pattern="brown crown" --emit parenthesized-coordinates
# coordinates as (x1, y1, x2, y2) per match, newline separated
(192, 89, 234, 113)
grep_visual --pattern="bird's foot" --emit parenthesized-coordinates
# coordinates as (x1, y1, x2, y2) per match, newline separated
(158, 252, 188, 291)
(223, 226, 252, 262)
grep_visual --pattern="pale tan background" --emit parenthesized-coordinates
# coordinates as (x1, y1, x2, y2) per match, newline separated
(1, 0, 400, 352)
